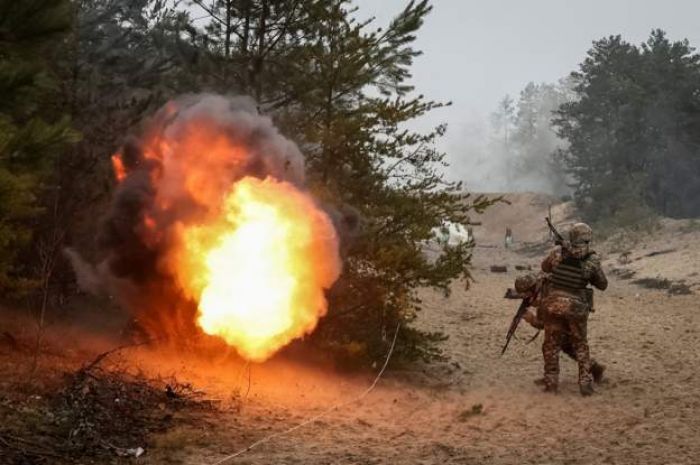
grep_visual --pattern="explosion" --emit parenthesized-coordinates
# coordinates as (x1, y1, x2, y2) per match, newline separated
(177, 177, 340, 361)
(89, 95, 342, 361)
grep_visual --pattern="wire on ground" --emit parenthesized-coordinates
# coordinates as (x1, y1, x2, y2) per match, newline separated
(209, 321, 402, 465)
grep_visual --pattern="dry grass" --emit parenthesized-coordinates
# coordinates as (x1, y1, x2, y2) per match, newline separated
(0, 325, 223, 464)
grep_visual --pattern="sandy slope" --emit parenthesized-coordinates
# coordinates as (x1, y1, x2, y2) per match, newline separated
(154, 199, 700, 465)
(471, 192, 575, 244)
(601, 218, 700, 292)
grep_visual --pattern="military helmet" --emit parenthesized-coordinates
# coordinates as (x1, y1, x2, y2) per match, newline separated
(569, 223, 592, 245)
(569, 222, 592, 258)
(514, 273, 538, 293)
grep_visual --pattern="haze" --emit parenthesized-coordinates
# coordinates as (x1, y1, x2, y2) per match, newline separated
(355, 0, 700, 191)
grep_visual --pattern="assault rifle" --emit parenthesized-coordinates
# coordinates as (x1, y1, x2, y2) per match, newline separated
(545, 217, 595, 311)
(501, 290, 538, 355)
(501, 218, 560, 355)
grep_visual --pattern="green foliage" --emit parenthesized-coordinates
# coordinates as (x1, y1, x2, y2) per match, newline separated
(555, 30, 700, 221)
(275, 1, 492, 363)
(51, 0, 188, 241)
(490, 80, 574, 194)
(71, 0, 188, 125)
(181, 0, 329, 103)
(183, 0, 493, 363)
(0, 0, 79, 292)
(1, 0, 492, 365)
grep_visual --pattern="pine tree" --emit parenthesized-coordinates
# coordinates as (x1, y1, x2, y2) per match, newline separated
(0, 0, 79, 292)
(555, 31, 700, 222)
(508, 79, 574, 195)
(272, 0, 492, 363)
(182, 0, 492, 363)
(183, 0, 327, 105)
(490, 95, 516, 186)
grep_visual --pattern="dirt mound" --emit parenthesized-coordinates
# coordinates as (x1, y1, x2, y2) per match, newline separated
(472, 192, 576, 246)
(602, 218, 700, 293)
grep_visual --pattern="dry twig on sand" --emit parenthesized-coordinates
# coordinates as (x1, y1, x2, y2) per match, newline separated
(3, 346, 218, 464)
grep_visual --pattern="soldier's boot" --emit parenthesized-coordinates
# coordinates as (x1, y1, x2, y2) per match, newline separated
(579, 382, 594, 397)
(591, 362, 606, 383)
(543, 378, 558, 393)
(543, 384, 558, 394)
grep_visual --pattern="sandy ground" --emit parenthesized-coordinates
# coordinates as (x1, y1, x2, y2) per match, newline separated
(4, 194, 700, 465)
(600, 218, 700, 292)
(156, 212, 700, 465)
(471, 192, 576, 244)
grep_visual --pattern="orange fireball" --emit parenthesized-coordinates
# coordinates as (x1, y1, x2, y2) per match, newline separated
(106, 96, 341, 361)
(177, 177, 340, 361)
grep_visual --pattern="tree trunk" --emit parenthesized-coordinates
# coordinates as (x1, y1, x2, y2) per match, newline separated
(252, 0, 268, 101)
(224, 0, 232, 59)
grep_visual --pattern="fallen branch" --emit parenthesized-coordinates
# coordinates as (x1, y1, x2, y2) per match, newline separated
(0, 432, 66, 460)
(643, 248, 677, 258)
(81, 337, 160, 372)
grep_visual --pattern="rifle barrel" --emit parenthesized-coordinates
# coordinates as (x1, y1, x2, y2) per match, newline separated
(501, 297, 531, 355)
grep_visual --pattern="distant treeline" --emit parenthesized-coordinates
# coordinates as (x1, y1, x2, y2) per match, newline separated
(496, 30, 700, 223)
(488, 79, 575, 196)
(556, 29, 700, 222)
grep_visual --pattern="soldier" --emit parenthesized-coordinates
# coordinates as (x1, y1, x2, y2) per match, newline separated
(511, 274, 606, 385)
(505, 227, 513, 249)
(540, 222, 608, 396)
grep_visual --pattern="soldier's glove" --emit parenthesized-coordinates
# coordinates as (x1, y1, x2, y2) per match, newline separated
(504, 288, 521, 299)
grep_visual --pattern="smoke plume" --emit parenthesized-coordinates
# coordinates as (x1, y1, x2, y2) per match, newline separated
(72, 94, 345, 359)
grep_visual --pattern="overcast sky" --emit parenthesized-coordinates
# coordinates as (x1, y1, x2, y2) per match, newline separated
(353, 0, 700, 182)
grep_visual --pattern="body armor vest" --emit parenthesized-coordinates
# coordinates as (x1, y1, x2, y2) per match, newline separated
(550, 256, 588, 292)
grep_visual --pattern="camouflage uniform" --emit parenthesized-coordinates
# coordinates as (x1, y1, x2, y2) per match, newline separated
(514, 273, 606, 383)
(513, 273, 546, 330)
(540, 223, 608, 395)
